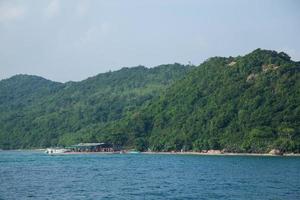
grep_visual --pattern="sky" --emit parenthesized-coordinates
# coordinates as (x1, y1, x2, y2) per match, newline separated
(0, 0, 299, 82)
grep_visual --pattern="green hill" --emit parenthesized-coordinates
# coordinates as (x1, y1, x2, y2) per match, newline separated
(0, 49, 299, 153)
(136, 49, 300, 153)
(0, 64, 192, 149)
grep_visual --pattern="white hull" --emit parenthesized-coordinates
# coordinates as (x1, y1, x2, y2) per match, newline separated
(45, 148, 68, 155)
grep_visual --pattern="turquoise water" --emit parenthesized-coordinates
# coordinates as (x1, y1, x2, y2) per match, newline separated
(0, 151, 299, 200)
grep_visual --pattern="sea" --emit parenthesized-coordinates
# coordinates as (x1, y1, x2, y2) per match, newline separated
(0, 151, 299, 200)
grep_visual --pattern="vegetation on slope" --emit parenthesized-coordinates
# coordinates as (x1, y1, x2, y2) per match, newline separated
(0, 49, 299, 153)
(135, 49, 300, 153)
(0, 64, 192, 149)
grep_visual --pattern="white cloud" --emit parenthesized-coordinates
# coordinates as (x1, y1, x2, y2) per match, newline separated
(99, 22, 110, 37)
(76, 0, 90, 17)
(77, 23, 111, 46)
(80, 26, 99, 44)
(45, 0, 60, 18)
(0, 2, 26, 23)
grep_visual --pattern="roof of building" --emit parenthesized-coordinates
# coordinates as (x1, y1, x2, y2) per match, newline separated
(69, 143, 106, 147)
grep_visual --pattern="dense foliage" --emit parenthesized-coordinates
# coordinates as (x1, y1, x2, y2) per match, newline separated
(0, 64, 192, 149)
(0, 49, 299, 153)
(140, 49, 300, 153)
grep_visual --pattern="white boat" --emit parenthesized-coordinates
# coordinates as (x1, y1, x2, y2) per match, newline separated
(127, 150, 141, 154)
(45, 148, 69, 155)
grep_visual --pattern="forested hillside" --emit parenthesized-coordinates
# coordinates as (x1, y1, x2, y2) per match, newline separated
(0, 64, 192, 149)
(137, 49, 300, 153)
(0, 49, 299, 153)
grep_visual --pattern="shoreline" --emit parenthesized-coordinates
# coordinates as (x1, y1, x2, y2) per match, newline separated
(142, 151, 300, 157)
(1, 149, 300, 156)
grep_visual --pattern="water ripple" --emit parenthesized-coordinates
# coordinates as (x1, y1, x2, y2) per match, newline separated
(0, 151, 299, 200)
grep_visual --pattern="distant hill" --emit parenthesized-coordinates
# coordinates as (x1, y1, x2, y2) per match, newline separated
(0, 75, 62, 110)
(0, 64, 192, 149)
(0, 49, 299, 153)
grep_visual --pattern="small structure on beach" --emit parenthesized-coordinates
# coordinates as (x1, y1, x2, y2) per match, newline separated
(66, 143, 116, 152)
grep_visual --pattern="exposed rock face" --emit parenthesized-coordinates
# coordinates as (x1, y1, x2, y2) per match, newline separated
(269, 149, 283, 155)
(262, 64, 279, 72)
(246, 73, 258, 82)
(228, 61, 236, 66)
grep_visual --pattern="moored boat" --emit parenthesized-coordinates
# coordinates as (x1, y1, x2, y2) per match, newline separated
(45, 148, 69, 155)
(127, 150, 141, 154)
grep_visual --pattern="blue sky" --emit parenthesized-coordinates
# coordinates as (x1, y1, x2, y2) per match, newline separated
(0, 0, 299, 82)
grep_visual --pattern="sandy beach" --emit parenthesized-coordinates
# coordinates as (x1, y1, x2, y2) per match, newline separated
(8, 149, 300, 156)
(142, 151, 300, 157)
